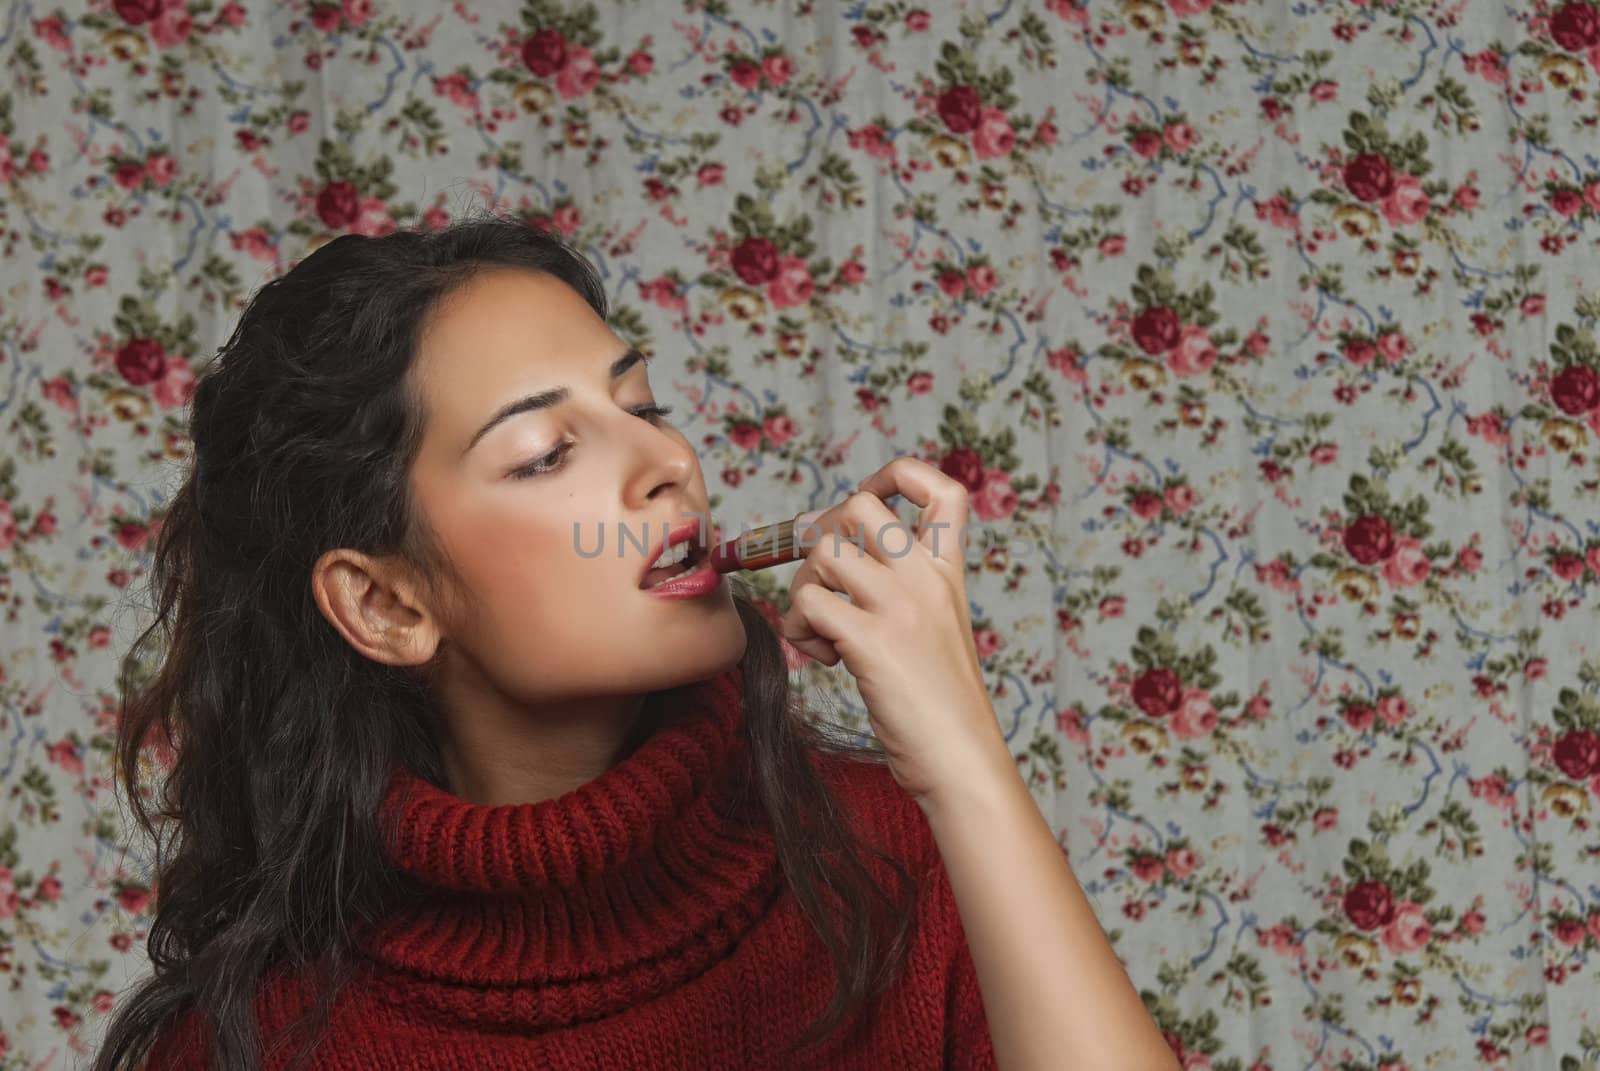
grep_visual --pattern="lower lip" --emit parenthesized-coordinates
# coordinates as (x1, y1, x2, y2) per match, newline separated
(641, 553, 723, 599)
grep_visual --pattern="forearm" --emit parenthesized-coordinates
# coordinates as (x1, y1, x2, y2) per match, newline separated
(920, 740, 1179, 1071)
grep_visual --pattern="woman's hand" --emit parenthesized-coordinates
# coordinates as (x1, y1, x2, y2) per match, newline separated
(779, 456, 1011, 807)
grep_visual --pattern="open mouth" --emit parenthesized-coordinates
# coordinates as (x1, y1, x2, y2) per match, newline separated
(639, 536, 710, 589)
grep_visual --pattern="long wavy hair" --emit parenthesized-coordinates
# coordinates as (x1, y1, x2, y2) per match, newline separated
(93, 213, 916, 1071)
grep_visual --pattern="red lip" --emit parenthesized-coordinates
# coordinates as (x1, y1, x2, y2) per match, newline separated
(638, 518, 712, 587)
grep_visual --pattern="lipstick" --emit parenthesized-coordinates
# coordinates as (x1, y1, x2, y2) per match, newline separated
(709, 509, 825, 573)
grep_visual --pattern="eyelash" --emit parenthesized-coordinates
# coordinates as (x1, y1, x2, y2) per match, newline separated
(509, 405, 676, 480)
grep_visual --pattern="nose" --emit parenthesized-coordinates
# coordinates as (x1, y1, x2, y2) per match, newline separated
(621, 411, 697, 508)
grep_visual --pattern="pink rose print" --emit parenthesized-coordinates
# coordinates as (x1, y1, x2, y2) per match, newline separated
(555, 46, 600, 99)
(971, 107, 1015, 159)
(149, 3, 192, 46)
(766, 256, 814, 308)
(1377, 332, 1409, 363)
(1381, 901, 1433, 953)
(1376, 695, 1409, 727)
(966, 263, 997, 295)
(971, 468, 1018, 521)
(1380, 538, 1430, 587)
(151, 356, 196, 409)
(145, 153, 177, 186)
(1171, 688, 1218, 739)
(761, 54, 793, 86)
(762, 414, 795, 447)
(1169, 325, 1216, 376)
(1163, 122, 1196, 153)
(1381, 175, 1429, 225)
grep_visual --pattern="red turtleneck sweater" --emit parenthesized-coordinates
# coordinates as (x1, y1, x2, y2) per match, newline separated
(141, 666, 997, 1069)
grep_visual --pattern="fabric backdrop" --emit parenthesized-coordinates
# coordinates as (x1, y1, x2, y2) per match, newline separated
(2, 0, 1599, 1067)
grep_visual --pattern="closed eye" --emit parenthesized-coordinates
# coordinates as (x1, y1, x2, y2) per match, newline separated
(508, 404, 676, 480)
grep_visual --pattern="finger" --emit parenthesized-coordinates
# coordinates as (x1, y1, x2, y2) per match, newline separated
(797, 493, 917, 570)
(786, 634, 839, 666)
(856, 456, 970, 568)
(803, 529, 901, 613)
(785, 581, 871, 664)
(780, 556, 835, 660)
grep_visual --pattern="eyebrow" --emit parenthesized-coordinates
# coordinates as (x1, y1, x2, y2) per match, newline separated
(461, 346, 650, 457)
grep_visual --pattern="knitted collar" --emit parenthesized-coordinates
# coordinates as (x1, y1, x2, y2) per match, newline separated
(353, 664, 784, 1030)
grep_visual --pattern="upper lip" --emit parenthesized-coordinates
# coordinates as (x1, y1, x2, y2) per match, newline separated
(638, 516, 712, 587)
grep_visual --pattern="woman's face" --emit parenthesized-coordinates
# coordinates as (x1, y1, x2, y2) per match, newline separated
(403, 266, 747, 707)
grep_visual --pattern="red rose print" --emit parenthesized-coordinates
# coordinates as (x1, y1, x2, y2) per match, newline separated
(1132, 667, 1182, 717)
(113, 0, 162, 25)
(315, 181, 359, 230)
(1130, 130, 1163, 158)
(1343, 153, 1396, 203)
(936, 85, 981, 134)
(112, 161, 145, 190)
(1342, 702, 1376, 731)
(1343, 879, 1395, 930)
(1550, 365, 1600, 414)
(1132, 306, 1181, 354)
(115, 885, 151, 914)
(938, 446, 985, 492)
(1342, 514, 1396, 565)
(1552, 729, 1600, 779)
(115, 338, 167, 387)
(1550, 1, 1600, 52)
(522, 28, 568, 77)
(730, 236, 780, 285)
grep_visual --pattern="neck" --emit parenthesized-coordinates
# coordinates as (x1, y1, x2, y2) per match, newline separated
(432, 673, 653, 807)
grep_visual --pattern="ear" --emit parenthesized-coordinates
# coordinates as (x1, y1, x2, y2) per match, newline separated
(311, 548, 442, 667)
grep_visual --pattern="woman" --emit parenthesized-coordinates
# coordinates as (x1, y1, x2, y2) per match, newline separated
(94, 214, 1175, 1070)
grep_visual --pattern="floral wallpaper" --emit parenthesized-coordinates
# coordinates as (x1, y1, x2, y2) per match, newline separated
(1, 0, 1599, 1067)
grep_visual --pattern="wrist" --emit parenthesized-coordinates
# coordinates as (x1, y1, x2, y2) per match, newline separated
(914, 730, 1021, 825)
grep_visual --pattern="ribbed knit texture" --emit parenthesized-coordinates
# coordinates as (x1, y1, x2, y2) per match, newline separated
(141, 665, 997, 1069)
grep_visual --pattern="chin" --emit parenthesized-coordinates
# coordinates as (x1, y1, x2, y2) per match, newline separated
(639, 610, 747, 696)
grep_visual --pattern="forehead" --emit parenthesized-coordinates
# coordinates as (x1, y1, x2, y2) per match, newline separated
(413, 268, 617, 421)
(418, 268, 608, 377)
